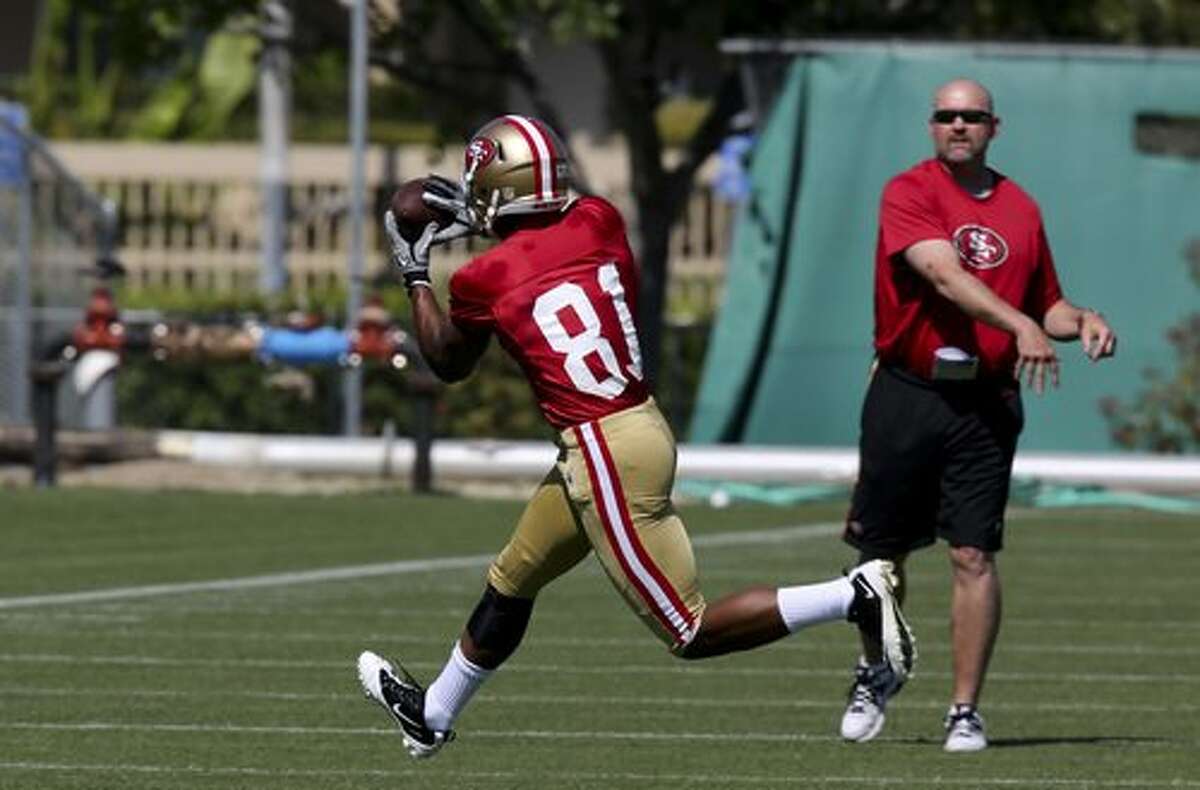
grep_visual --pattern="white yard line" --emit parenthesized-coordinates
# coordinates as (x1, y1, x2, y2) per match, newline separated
(0, 653, 1195, 684)
(2, 721, 1190, 749)
(1, 761, 1196, 787)
(1, 624, 1192, 657)
(17, 604, 1188, 633)
(1, 686, 1196, 714)
(0, 522, 841, 611)
(0, 555, 495, 610)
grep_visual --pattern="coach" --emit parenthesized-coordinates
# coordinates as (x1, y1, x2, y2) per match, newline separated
(837, 78, 1117, 752)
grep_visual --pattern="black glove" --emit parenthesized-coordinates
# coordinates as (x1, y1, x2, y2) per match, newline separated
(422, 174, 477, 243)
(383, 209, 436, 292)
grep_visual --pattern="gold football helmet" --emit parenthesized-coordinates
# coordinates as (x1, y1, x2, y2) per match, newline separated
(462, 114, 572, 234)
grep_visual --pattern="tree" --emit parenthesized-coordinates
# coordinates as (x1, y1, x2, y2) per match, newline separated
(371, 1, 780, 384)
(24, 0, 1200, 385)
(366, 0, 1200, 384)
(27, 0, 262, 138)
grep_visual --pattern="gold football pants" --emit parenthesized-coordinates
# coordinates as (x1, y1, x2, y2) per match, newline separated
(487, 397, 706, 651)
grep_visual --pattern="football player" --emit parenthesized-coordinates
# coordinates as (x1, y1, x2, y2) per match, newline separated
(357, 114, 917, 758)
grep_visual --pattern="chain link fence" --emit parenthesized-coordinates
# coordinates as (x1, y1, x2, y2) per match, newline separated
(0, 101, 118, 429)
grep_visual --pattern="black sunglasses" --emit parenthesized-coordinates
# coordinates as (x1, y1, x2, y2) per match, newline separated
(931, 109, 993, 125)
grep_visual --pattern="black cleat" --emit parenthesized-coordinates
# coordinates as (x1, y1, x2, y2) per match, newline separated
(357, 650, 454, 759)
(846, 560, 917, 685)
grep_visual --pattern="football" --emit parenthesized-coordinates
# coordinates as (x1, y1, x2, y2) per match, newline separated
(389, 177, 453, 241)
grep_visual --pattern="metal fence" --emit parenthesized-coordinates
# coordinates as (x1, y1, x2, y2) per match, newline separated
(0, 133, 736, 433)
(0, 103, 118, 428)
(53, 141, 735, 299)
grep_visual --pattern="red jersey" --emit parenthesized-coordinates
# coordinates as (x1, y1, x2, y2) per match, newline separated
(874, 158, 1064, 379)
(448, 196, 649, 429)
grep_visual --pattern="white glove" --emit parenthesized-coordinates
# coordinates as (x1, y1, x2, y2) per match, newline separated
(422, 174, 477, 243)
(383, 209, 436, 292)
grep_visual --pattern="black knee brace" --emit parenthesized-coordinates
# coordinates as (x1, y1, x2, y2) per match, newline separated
(857, 550, 904, 565)
(465, 585, 534, 665)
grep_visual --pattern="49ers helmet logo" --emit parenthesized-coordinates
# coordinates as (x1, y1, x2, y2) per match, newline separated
(465, 137, 498, 171)
(952, 224, 1008, 269)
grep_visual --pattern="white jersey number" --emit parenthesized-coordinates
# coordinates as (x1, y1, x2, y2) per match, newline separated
(532, 263, 644, 399)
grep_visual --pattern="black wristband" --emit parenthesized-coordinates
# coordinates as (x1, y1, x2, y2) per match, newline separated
(402, 270, 432, 291)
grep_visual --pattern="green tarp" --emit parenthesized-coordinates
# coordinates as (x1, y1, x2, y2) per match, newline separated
(691, 46, 1200, 451)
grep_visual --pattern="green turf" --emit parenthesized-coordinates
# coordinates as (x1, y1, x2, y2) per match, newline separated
(1, 489, 1197, 788)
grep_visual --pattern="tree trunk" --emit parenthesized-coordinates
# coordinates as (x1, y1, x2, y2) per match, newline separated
(635, 196, 674, 388)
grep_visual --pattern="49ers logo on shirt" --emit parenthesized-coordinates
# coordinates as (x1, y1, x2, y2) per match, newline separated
(952, 224, 1009, 269)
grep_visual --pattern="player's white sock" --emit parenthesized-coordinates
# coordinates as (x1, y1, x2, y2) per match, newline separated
(423, 641, 492, 732)
(777, 577, 855, 632)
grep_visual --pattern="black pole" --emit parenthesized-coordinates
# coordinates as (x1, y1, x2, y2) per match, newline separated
(399, 332, 439, 494)
(30, 361, 67, 487)
(411, 387, 434, 494)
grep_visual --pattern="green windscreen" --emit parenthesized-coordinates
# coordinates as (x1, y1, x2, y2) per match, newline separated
(691, 46, 1200, 451)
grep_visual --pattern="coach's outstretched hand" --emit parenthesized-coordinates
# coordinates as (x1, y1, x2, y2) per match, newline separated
(1080, 310, 1117, 361)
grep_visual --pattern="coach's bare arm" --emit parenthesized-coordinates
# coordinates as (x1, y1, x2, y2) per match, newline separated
(1041, 300, 1117, 361)
(903, 238, 1059, 393)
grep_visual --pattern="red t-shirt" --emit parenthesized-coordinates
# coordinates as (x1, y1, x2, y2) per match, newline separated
(874, 158, 1064, 379)
(449, 196, 649, 429)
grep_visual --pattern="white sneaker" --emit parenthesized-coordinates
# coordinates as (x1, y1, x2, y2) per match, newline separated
(846, 559, 917, 686)
(839, 660, 901, 742)
(943, 704, 987, 752)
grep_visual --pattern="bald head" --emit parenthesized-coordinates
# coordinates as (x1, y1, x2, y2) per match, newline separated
(928, 78, 999, 172)
(932, 79, 994, 115)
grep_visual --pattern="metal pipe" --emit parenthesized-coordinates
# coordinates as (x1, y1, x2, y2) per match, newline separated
(258, 0, 291, 294)
(342, 0, 368, 436)
(718, 38, 1200, 62)
(12, 114, 33, 424)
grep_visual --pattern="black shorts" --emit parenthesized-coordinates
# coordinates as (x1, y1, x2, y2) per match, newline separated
(843, 365, 1023, 557)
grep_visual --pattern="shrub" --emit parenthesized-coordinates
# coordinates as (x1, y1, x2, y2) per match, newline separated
(114, 286, 710, 440)
(1100, 242, 1200, 452)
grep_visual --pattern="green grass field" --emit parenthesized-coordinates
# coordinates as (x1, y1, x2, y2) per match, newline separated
(1, 488, 1197, 789)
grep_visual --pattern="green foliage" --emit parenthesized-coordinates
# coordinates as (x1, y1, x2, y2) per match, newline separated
(21, 1, 1200, 141)
(478, 0, 622, 42)
(113, 287, 546, 439)
(117, 286, 378, 435)
(126, 74, 196, 139)
(22, 0, 432, 142)
(438, 346, 549, 439)
(124, 28, 262, 140)
(654, 320, 711, 436)
(1101, 243, 1200, 452)
(117, 284, 349, 319)
(112, 285, 709, 440)
(195, 31, 259, 133)
(656, 97, 712, 147)
(116, 337, 549, 440)
(118, 356, 343, 433)
(27, 0, 263, 138)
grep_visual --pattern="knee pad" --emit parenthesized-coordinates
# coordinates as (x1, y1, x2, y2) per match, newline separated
(858, 550, 904, 565)
(466, 585, 534, 660)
